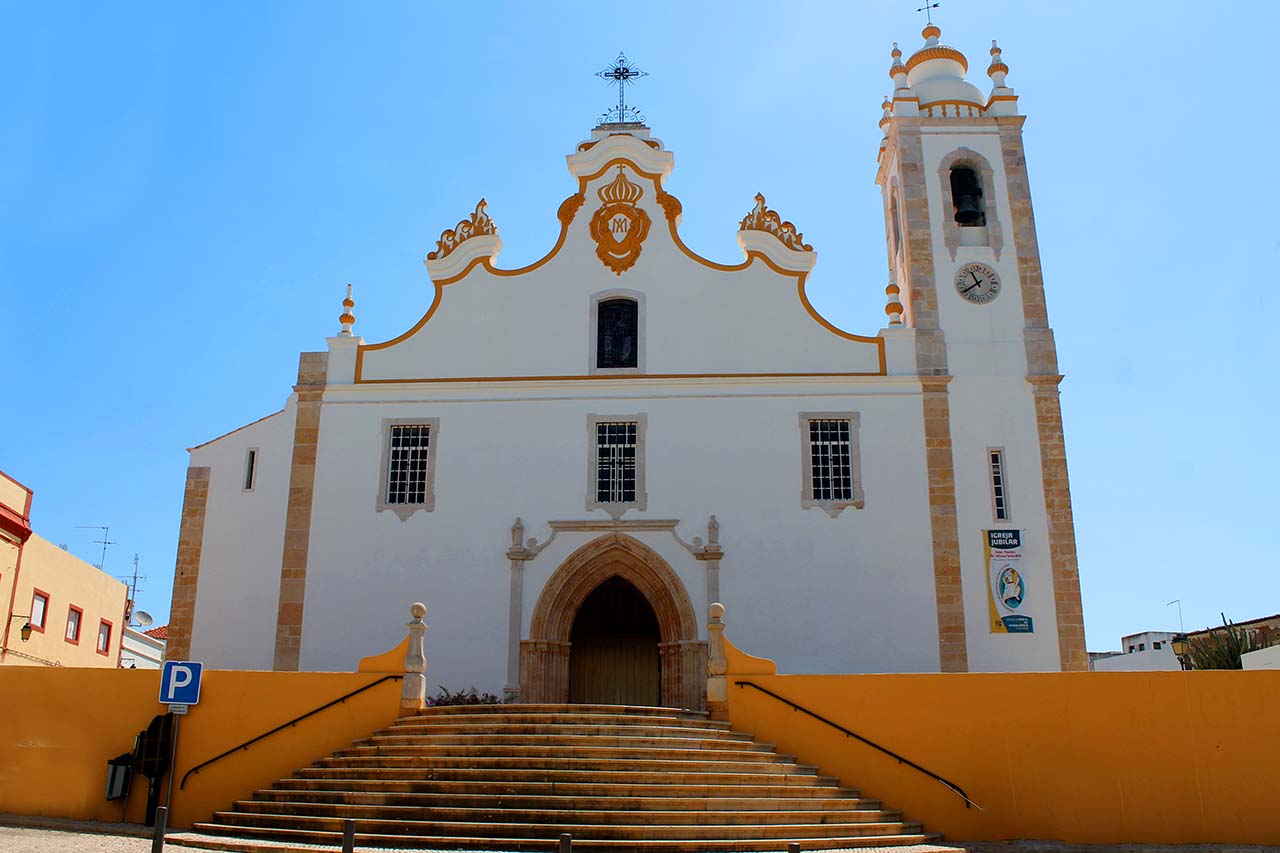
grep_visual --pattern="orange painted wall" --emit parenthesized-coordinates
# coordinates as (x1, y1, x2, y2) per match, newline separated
(726, 667, 1280, 844)
(0, 667, 401, 829)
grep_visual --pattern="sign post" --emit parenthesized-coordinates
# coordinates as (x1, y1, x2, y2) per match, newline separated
(158, 661, 203, 819)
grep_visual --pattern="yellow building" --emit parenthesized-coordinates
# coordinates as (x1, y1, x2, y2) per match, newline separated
(0, 470, 128, 668)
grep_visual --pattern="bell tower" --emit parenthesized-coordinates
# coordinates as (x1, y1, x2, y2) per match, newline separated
(876, 24, 1087, 672)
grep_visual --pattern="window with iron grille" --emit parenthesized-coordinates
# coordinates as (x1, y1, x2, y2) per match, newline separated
(809, 419, 854, 501)
(800, 412, 864, 515)
(595, 421, 637, 503)
(386, 424, 431, 505)
(586, 414, 646, 517)
(989, 448, 1010, 521)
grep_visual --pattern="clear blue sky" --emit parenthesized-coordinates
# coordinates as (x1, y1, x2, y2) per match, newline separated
(3, 1, 1276, 653)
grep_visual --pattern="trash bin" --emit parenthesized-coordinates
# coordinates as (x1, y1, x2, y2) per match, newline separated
(106, 752, 132, 800)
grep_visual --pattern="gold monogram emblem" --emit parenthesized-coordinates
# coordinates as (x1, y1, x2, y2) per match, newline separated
(589, 167, 651, 275)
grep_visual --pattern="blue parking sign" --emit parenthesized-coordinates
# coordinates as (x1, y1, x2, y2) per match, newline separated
(159, 660, 203, 705)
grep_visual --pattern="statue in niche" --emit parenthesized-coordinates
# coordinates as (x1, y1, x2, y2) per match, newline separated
(597, 298, 638, 369)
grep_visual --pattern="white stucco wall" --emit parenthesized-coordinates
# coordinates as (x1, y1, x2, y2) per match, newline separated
(295, 377, 940, 687)
(182, 122, 1074, 683)
(188, 408, 292, 670)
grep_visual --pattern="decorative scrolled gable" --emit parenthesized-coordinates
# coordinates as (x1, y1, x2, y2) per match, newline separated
(736, 193, 817, 273)
(424, 199, 503, 282)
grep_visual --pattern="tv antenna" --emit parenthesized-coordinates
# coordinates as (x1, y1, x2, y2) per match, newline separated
(119, 553, 147, 621)
(1167, 599, 1185, 633)
(76, 524, 116, 572)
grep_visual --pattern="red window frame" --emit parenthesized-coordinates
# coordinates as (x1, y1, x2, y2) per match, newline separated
(30, 588, 51, 632)
(65, 605, 84, 644)
(96, 619, 113, 656)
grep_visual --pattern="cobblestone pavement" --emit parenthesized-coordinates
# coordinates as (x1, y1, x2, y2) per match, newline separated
(0, 823, 962, 853)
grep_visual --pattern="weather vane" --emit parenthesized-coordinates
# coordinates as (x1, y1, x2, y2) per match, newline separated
(917, 2, 940, 24)
(596, 51, 648, 125)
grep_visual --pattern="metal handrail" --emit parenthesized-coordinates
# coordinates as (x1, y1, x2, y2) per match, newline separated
(179, 674, 403, 790)
(733, 679, 981, 810)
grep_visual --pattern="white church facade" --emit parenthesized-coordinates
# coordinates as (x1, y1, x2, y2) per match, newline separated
(167, 26, 1087, 709)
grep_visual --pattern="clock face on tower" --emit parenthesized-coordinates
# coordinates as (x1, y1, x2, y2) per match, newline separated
(954, 263, 1001, 304)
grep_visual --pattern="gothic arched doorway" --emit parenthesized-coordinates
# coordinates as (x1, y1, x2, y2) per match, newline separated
(569, 577, 661, 705)
(521, 533, 707, 709)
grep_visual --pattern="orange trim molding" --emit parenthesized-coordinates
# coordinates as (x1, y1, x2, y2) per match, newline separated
(355, 157, 886, 383)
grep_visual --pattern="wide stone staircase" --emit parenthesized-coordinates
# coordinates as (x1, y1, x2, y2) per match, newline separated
(180, 703, 943, 852)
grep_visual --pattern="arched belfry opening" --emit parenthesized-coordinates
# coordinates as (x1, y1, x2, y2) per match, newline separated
(569, 577, 661, 705)
(521, 534, 706, 709)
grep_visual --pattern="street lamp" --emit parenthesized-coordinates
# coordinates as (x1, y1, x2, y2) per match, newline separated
(7, 613, 33, 643)
(1171, 633, 1190, 670)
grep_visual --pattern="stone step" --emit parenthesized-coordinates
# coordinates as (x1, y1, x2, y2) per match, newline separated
(291, 766, 834, 785)
(380, 721, 747, 739)
(272, 778, 854, 798)
(177, 827, 944, 852)
(231, 800, 904, 825)
(193, 704, 935, 851)
(313, 755, 812, 774)
(402, 703, 708, 719)
(206, 812, 926, 841)
(359, 731, 761, 749)
(256, 788, 878, 810)
(331, 742, 781, 760)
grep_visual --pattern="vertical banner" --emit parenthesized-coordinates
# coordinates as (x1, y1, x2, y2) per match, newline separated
(986, 529, 1033, 633)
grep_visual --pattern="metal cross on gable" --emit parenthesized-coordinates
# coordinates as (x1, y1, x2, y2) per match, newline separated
(596, 51, 648, 125)
(917, 2, 940, 24)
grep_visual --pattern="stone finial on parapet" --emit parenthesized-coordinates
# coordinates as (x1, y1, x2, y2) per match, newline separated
(707, 602, 728, 720)
(400, 602, 428, 717)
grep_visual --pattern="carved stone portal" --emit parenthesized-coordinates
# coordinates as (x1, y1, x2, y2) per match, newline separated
(521, 533, 707, 710)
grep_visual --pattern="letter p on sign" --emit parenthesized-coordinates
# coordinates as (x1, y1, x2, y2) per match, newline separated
(160, 661, 204, 706)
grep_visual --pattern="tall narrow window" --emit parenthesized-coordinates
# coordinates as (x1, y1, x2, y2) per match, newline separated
(890, 194, 902, 256)
(243, 448, 258, 491)
(386, 424, 431, 505)
(800, 413, 865, 516)
(30, 590, 49, 632)
(809, 420, 854, 501)
(586, 414, 647, 516)
(66, 606, 83, 643)
(97, 620, 112, 655)
(989, 448, 1011, 521)
(949, 166, 986, 227)
(595, 422, 637, 503)
(596, 298, 638, 369)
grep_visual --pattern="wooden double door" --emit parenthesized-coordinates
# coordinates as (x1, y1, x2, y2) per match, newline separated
(568, 576, 661, 706)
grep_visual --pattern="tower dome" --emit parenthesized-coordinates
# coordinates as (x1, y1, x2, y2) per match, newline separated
(905, 25, 985, 109)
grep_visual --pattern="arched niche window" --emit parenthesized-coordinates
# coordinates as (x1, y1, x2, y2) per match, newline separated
(949, 166, 987, 227)
(596, 297, 639, 369)
(889, 193, 903, 257)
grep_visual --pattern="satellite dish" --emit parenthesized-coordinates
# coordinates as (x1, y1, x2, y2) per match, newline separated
(133, 610, 154, 628)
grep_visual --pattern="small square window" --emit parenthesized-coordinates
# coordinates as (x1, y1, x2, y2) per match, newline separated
(97, 620, 113, 655)
(66, 607, 83, 643)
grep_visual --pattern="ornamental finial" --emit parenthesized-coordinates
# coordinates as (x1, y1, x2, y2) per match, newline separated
(427, 199, 498, 261)
(338, 283, 355, 336)
(988, 40, 1010, 85)
(739, 193, 813, 253)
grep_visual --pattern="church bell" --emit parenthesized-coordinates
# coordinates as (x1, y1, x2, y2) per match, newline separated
(950, 168, 985, 226)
